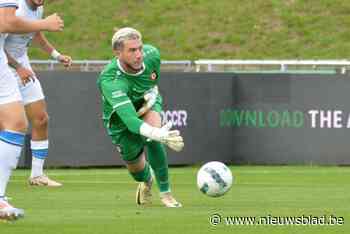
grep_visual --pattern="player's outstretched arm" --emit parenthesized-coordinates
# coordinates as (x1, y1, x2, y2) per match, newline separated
(116, 104, 184, 152)
(100, 78, 184, 152)
(0, 7, 63, 33)
(106, 94, 184, 152)
(33, 32, 72, 67)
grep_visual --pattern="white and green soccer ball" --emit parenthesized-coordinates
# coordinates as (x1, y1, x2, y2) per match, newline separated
(197, 161, 233, 197)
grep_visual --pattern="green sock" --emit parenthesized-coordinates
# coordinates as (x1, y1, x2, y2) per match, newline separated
(130, 161, 151, 182)
(146, 141, 170, 193)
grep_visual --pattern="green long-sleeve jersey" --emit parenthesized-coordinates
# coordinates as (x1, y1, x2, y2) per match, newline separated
(97, 44, 161, 136)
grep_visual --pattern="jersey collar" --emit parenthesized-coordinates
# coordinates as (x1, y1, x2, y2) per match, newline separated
(117, 59, 145, 76)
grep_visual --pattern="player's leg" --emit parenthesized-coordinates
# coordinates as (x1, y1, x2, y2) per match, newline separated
(112, 132, 152, 205)
(143, 110, 182, 207)
(25, 99, 61, 187)
(0, 68, 26, 220)
(16, 68, 61, 187)
(126, 151, 153, 205)
(143, 111, 169, 192)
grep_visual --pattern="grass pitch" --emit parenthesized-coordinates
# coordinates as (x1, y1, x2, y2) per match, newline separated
(29, 1, 350, 60)
(1, 166, 349, 234)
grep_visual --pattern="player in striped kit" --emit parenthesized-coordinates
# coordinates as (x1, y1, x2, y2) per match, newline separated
(5, 0, 72, 187)
(0, 0, 63, 220)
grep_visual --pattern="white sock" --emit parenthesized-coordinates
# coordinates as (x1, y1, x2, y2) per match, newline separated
(31, 140, 49, 178)
(0, 130, 25, 197)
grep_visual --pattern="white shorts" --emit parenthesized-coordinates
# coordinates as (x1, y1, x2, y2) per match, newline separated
(12, 57, 45, 106)
(0, 64, 22, 105)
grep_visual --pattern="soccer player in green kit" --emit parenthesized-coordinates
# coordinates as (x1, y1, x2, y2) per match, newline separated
(97, 27, 184, 208)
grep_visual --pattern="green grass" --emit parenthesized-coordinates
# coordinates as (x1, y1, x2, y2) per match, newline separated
(1, 166, 349, 234)
(29, 0, 350, 60)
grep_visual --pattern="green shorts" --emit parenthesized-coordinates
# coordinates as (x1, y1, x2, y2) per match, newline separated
(111, 132, 146, 163)
(109, 95, 163, 162)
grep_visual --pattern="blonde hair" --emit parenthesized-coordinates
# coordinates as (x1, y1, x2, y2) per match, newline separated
(111, 27, 142, 50)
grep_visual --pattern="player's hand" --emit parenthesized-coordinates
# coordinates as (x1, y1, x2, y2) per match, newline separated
(159, 121, 185, 152)
(44, 13, 64, 32)
(58, 54, 72, 68)
(16, 66, 34, 86)
(137, 86, 158, 117)
(140, 121, 184, 152)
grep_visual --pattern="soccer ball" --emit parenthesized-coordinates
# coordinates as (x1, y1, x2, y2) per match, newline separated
(197, 161, 233, 197)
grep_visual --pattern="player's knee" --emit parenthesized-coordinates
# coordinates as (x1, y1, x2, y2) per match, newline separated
(10, 118, 28, 132)
(32, 112, 49, 129)
(126, 150, 146, 173)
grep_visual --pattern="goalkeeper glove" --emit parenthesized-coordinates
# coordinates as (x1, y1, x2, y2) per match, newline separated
(137, 86, 159, 117)
(139, 121, 184, 152)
